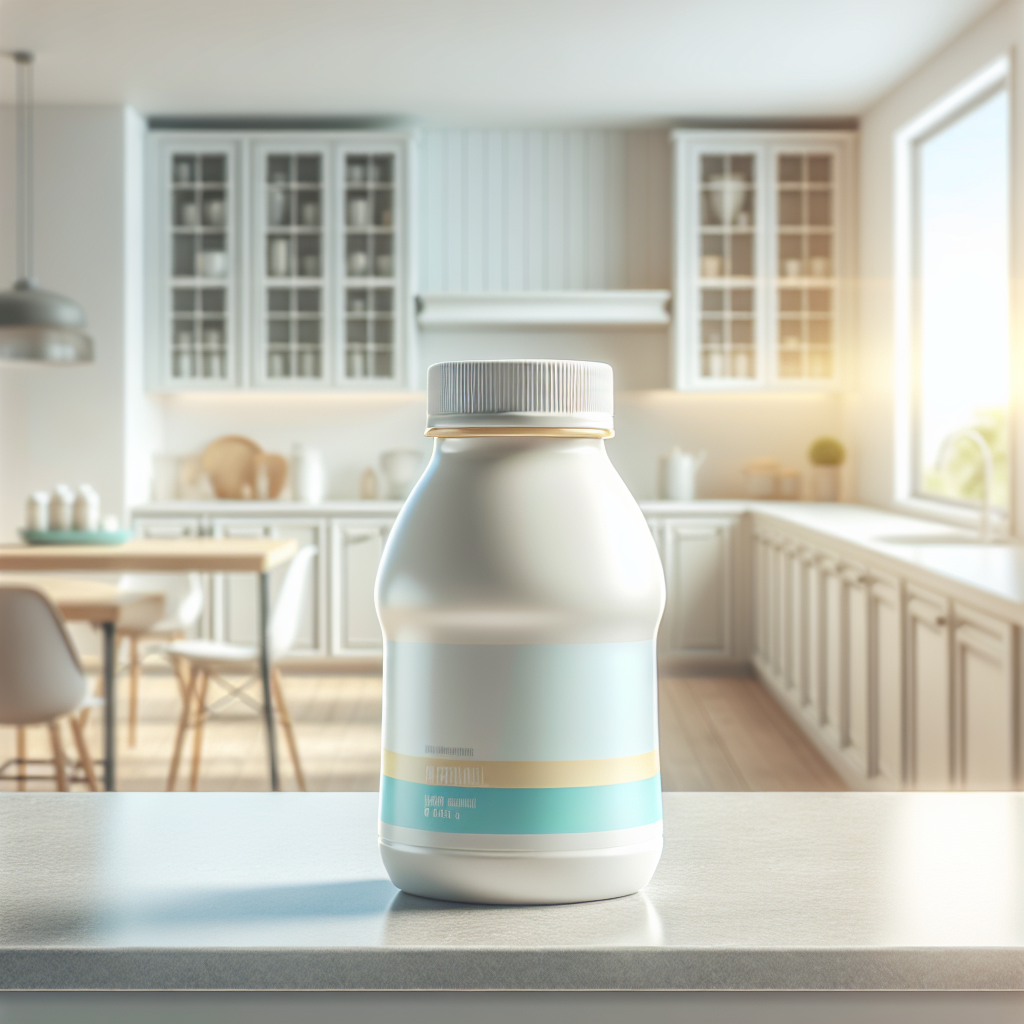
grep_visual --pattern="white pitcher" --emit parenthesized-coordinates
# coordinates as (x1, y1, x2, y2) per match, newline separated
(660, 447, 707, 501)
(291, 445, 326, 503)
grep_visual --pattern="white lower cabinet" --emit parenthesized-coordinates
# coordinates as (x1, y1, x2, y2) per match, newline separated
(211, 518, 327, 656)
(868, 572, 903, 787)
(648, 515, 739, 665)
(753, 515, 1021, 792)
(905, 585, 953, 789)
(330, 519, 392, 656)
(952, 605, 1016, 789)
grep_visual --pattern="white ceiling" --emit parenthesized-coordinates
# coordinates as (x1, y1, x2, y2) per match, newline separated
(0, 0, 1003, 122)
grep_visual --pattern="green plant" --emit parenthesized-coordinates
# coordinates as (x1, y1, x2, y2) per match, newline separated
(808, 437, 846, 466)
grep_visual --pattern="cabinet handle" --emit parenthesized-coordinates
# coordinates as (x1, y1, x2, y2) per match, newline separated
(934, 616, 948, 627)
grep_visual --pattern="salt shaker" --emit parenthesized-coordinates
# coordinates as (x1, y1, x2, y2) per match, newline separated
(73, 484, 101, 532)
(51, 485, 75, 531)
(25, 492, 51, 532)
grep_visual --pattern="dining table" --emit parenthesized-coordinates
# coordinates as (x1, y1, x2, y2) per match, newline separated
(0, 538, 299, 792)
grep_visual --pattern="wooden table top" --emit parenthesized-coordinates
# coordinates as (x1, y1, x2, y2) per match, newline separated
(0, 576, 165, 627)
(0, 537, 299, 574)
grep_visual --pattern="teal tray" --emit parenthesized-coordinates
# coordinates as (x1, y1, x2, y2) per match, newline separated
(20, 528, 134, 546)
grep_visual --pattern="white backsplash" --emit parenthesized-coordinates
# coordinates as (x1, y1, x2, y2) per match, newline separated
(150, 384, 845, 503)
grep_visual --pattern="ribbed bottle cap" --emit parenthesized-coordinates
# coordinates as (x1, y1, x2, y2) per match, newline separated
(426, 360, 614, 435)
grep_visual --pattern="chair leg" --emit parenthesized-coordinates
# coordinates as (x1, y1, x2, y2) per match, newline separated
(167, 666, 198, 792)
(271, 667, 307, 792)
(170, 648, 189, 701)
(128, 635, 140, 748)
(68, 716, 99, 792)
(48, 723, 68, 792)
(15, 727, 26, 791)
(189, 671, 211, 792)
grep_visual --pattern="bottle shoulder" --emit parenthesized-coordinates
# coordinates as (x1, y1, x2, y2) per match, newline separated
(376, 439, 665, 645)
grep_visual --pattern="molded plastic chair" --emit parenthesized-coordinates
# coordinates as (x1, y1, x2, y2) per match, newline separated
(165, 547, 317, 792)
(0, 587, 100, 791)
(117, 573, 204, 746)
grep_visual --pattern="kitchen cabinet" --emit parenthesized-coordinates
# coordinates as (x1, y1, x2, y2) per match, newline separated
(753, 515, 1021, 792)
(952, 604, 1016, 789)
(671, 129, 855, 391)
(147, 131, 412, 393)
(132, 507, 391, 664)
(211, 518, 327, 657)
(868, 572, 903, 787)
(905, 584, 953, 789)
(330, 519, 392, 656)
(647, 514, 742, 667)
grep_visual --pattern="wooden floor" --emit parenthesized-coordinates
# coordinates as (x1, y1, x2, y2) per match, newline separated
(0, 671, 845, 793)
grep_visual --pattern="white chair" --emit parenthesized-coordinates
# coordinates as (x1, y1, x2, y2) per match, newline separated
(165, 546, 317, 792)
(0, 588, 100, 791)
(116, 573, 204, 746)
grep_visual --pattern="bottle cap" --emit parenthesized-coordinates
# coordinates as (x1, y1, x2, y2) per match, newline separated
(426, 360, 613, 435)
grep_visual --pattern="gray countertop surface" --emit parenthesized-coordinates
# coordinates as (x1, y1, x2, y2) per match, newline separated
(1, 791, 1021, 991)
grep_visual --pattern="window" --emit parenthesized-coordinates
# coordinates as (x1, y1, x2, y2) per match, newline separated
(910, 80, 1010, 514)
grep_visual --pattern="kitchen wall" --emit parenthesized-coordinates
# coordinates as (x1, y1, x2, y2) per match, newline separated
(856, 0, 1024, 528)
(0, 119, 850, 536)
(0, 106, 147, 540)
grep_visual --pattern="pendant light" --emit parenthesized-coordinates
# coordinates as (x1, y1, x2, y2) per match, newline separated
(0, 51, 93, 364)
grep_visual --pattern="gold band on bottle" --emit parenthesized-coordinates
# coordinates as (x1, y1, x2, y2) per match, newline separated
(425, 426, 614, 439)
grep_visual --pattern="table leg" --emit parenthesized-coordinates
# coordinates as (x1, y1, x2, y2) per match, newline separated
(259, 570, 281, 792)
(102, 621, 116, 791)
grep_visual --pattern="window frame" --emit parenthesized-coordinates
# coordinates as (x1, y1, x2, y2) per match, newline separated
(894, 56, 1013, 530)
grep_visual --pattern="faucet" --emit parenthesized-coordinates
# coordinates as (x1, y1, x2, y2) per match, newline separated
(936, 427, 995, 541)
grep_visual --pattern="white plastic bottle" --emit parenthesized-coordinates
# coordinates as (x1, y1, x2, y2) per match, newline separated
(376, 360, 665, 904)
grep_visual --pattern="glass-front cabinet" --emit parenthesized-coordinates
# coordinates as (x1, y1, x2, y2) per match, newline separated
(148, 132, 410, 391)
(672, 130, 854, 391)
(162, 142, 238, 387)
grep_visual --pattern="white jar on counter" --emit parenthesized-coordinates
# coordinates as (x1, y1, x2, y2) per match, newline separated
(73, 485, 101, 532)
(25, 492, 50, 532)
(376, 360, 666, 905)
(291, 444, 326, 503)
(50, 485, 75, 531)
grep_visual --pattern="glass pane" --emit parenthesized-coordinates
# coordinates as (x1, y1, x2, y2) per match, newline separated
(916, 89, 1010, 509)
(168, 149, 231, 380)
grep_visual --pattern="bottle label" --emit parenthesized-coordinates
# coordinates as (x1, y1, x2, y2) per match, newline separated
(379, 639, 661, 835)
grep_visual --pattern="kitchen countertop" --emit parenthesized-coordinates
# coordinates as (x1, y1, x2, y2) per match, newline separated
(2, 791, 1021, 992)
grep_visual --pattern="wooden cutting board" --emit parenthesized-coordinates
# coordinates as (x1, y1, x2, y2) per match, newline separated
(255, 452, 289, 499)
(200, 435, 262, 499)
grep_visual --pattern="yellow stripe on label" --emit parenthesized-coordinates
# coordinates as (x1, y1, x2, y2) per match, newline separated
(381, 749, 660, 789)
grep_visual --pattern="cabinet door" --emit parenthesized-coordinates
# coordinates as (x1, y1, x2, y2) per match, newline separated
(337, 144, 406, 388)
(211, 518, 326, 656)
(330, 519, 392, 655)
(150, 136, 241, 390)
(906, 586, 953, 789)
(752, 531, 771, 665)
(869, 573, 904, 787)
(767, 535, 786, 681)
(660, 517, 733, 659)
(953, 606, 1016, 790)
(819, 555, 843, 745)
(253, 141, 333, 388)
(840, 563, 870, 778)
(768, 143, 846, 385)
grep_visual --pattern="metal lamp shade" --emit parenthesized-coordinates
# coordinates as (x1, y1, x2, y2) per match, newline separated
(0, 279, 93, 364)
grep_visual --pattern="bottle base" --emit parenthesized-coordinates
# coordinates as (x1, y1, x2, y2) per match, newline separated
(379, 836, 663, 905)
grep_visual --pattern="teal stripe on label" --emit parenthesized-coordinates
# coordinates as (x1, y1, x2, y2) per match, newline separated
(380, 775, 663, 835)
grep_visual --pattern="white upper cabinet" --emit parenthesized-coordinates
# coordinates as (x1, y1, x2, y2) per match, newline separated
(147, 131, 412, 392)
(671, 130, 855, 391)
